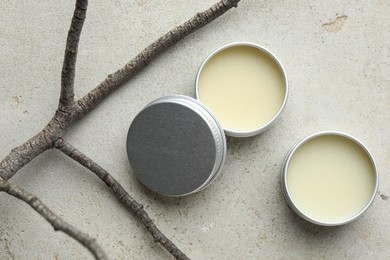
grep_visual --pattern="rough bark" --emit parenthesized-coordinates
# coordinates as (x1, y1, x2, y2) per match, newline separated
(0, 180, 108, 260)
(71, 0, 241, 121)
(55, 138, 190, 260)
(0, 0, 241, 258)
(0, 111, 69, 181)
(59, 0, 88, 108)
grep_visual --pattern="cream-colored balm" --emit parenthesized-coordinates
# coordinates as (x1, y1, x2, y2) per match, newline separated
(286, 135, 376, 224)
(197, 45, 286, 133)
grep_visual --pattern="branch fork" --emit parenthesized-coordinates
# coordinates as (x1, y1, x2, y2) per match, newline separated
(0, 0, 241, 259)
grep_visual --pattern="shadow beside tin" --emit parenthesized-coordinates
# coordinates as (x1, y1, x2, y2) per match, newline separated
(281, 131, 378, 226)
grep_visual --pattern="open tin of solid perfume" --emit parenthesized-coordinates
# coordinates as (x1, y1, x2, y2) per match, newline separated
(196, 42, 288, 137)
(281, 131, 378, 226)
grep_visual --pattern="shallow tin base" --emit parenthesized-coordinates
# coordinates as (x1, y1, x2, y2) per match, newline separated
(281, 131, 378, 226)
(195, 42, 288, 137)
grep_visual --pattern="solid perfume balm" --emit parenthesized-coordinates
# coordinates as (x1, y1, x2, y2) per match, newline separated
(196, 42, 288, 137)
(282, 132, 378, 226)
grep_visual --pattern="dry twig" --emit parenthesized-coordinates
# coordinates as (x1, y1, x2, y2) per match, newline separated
(60, 0, 88, 108)
(55, 138, 189, 259)
(0, 180, 108, 259)
(0, 0, 241, 258)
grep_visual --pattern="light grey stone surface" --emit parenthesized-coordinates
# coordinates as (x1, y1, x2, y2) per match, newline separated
(1, 0, 390, 259)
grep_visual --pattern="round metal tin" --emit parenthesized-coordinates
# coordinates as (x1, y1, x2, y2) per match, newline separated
(126, 95, 226, 196)
(281, 131, 378, 226)
(195, 42, 288, 137)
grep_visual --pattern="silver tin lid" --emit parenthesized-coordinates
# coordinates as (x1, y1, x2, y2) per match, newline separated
(127, 95, 226, 196)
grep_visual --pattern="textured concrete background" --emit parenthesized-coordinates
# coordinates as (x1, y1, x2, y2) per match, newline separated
(1, 0, 390, 259)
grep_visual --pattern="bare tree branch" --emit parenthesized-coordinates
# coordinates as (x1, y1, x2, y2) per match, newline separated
(0, 180, 108, 260)
(0, 0, 240, 182)
(71, 0, 241, 121)
(59, 0, 88, 108)
(0, 112, 68, 181)
(1, 0, 242, 258)
(55, 138, 190, 260)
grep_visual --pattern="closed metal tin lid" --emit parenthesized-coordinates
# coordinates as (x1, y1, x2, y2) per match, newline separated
(127, 95, 226, 196)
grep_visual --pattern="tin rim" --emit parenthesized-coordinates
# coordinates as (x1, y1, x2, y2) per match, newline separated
(158, 95, 227, 193)
(141, 95, 227, 196)
(281, 131, 379, 226)
(195, 42, 289, 137)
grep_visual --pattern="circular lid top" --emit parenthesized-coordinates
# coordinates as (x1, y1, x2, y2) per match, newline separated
(126, 96, 226, 196)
